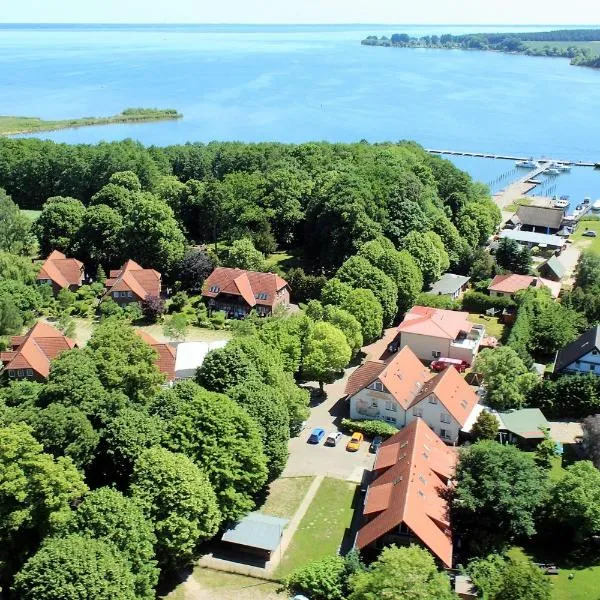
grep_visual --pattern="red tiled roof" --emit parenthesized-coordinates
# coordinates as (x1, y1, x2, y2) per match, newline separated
(37, 250, 84, 289)
(105, 260, 161, 300)
(398, 306, 472, 340)
(345, 346, 430, 410)
(356, 419, 456, 567)
(409, 367, 479, 427)
(135, 330, 176, 381)
(202, 267, 288, 308)
(488, 274, 560, 298)
(1, 322, 76, 378)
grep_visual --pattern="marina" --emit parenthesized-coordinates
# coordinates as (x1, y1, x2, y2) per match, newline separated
(427, 149, 598, 168)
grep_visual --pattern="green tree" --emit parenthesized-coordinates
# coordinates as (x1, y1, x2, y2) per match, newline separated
(109, 170, 142, 191)
(321, 278, 353, 307)
(534, 428, 558, 469)
(348, 545, 455, 600)
(530, 301, 583, 354)
(228, 380, 290, 480)
(155, 382, 268, 521)
(131, 446, 221, 566)
(336, 255, 398, 326)
(474, 347, 538, 410)
(68, 487, 158, 599)
(162, 312, 189, 342)
(470, 410, 500, 442)
(223, 237, 265, 271)
(33, 196, 86, 255)
(402, 230, 444, 286)
(0, 189, 36, 254)
(549, 461, 600, 543)
(13, 535, 137, 600)
(76, 203, 125, 267)
(87, 318, 164, 403)
(452, 441, 548, 554)
(196, 345, 256, 393)
(495, 237, 532, 274)
(302, 321, 351, 393)
(342, 288, 384, 344)
(0, 294, 23, 335)
(323, 304, 363, 355)
(283, 555, 347, 600)
(0, 424, 88, 588)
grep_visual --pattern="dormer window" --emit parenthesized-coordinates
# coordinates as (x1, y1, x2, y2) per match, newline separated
(460, 399, 468, 409)
(255, 292, 268, 301)
(428, 396, 437, 404)
(209, 285, 220, 293)
(373, 381, 383, 392)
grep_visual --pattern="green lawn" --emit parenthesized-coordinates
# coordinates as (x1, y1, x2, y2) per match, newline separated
(138, 323, 232, 344)
(572, 221, 600, 254)
(468, 313, 505, 340)
(274, 477, 357, 577)
(259, 477, 313, 520)
(264, 249, 303, 272)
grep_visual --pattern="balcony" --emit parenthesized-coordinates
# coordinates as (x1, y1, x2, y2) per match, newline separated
(450, 325, 485, 351)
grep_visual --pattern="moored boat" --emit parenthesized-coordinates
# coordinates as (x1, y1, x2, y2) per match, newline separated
(516, 159, 539, 168)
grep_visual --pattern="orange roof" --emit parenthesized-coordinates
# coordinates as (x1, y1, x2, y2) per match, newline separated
(37, 250, 84, 289)
(135, 330, 176, 381)
(105, 260, 161, 300)
(410, 367, 479, 427)
(202, 267, 289, 308)
(345, 361, 386, 398)
(398, 306, 472, 340)
(1, 322, 76, 378)
(356, 419, 456, 567)
(488, 274, 537, 294)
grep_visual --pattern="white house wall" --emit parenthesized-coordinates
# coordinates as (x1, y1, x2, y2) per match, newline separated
(399, 332, 451, 362)
(405, 395, 462, 443)
(349, 388, 406, 427)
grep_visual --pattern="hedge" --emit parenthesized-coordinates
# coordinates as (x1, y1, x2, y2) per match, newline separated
(340, 418, 398, 439)
(415, 292, 460, 310)
(462, 290, 515, 313)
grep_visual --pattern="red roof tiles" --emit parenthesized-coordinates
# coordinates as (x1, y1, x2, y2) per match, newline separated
(1, 322, 76, 379)
(488, 274, 560, 298)
(135, 330, 176, 381)
(398, 306, 472, 340)
(105, 260, 161, 300)
(37, 250, 84, 290)
(202, 267, 288, 308)
(356, 419, 456, 567)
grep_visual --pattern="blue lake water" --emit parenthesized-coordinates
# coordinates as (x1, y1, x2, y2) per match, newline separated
(0, 23, 599, 196)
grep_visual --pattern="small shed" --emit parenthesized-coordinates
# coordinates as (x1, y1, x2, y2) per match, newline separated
(539, 255, 566, 282)
(454, 575, 477, 600)
(428, 273, 470, 300)
(221, 513, 288, 560)
(496, 408, 549, 448)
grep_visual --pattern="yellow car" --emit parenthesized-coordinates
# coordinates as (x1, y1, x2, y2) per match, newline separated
(346, 432, 363, 452)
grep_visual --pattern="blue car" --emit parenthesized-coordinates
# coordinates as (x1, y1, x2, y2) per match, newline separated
(307, 428, 325, 444)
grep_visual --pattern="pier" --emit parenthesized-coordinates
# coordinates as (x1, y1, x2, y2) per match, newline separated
(426, 149, 597, 168)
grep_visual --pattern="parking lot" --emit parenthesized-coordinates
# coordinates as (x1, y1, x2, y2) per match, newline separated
(282, 367, 375, 482)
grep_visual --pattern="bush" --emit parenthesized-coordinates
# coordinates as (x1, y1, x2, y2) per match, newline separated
(340, 418, 398, 439)
(462, 290, 515, 313)
(287, 267, 328, 304)
(416, 292, 460, 310)
(141, 295, 166, 322)
(283, 555, 347, 600)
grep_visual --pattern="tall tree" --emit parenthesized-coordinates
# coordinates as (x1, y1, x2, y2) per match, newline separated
(222, 237, 265, 271)
(470, 410, 500, 442)
(173, 248, 215, 292)
(131, 446, 221, 566)
(0, 188, 36, 254)
(582, 414, 600, 468)
(33, 196, 86, 255)
(342, 288, 384, 344)
(401, 230, 445, 286)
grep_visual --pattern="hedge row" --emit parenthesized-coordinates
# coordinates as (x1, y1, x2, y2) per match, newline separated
(340, 418, 399, 439)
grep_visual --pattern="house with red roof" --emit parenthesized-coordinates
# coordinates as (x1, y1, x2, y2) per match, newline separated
(0, 322, 76, 381)
(202, 267, 290, 318)
(397, 306, 485, 365)
(104, 260, 162, 305)
(346, 346, 479, 443)
(37, 250, 84, 296)
(354, 418, 457, 567)
(136, 330, 176, 382)
(488, 273, 560, 299)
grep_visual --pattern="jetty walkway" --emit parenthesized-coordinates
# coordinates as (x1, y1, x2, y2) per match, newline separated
(426, 149, 596, 168)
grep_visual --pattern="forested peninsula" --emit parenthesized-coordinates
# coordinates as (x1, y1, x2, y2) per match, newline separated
(362, 29, 600, 69)
(0, 108, 182, 136)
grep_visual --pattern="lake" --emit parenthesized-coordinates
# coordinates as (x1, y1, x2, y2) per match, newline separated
(0, 23, 599, 195)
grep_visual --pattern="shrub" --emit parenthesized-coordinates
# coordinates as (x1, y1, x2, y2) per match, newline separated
(340, 418, 398, 439)
(462, 290, 515, 313)
(415, 292, 460, 310)
(141, 295, 166, 322)
(283, 555, 347, 600)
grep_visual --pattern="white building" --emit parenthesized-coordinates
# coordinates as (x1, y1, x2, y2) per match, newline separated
(174, 339, 229, 380)
(345, 346, 479, 444)
(554, 326, 600, 376)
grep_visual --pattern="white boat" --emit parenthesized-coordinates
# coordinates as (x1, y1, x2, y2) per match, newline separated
(516, 159, 539, 168)
(554, 199, 569, 208)
(584, 197, 592, 204)
(557, 163, 571, 171)
(546, 167, 560, 176)
(592, 199, 600, 212)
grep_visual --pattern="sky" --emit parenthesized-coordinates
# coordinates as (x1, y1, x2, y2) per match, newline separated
(2, 0, 600, 25)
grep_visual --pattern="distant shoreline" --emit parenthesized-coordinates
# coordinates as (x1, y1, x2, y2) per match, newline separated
(0, 108, 182, 136)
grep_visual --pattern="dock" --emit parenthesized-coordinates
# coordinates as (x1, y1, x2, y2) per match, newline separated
(426, 149, 596, 168)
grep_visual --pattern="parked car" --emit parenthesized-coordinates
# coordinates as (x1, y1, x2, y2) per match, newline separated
(583, 230, 597, 237)
(369, 436, 383, 454)
(346, 432, 364, 452)
(325, 431, 342, 446)
(307, 428, 325, 444)
(431, 357, 469, 373)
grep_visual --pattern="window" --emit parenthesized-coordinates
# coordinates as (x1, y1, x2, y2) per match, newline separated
(370, 401, 378, 408)
(460, 399, 468, 409)
(591, 364, 596, 371)
(432, 351, 441, 358)
(113, 291, 120, 298)
(255, 292, 268, 301)
(385, 400, 397, 412)
(440, 428, 451, 440)
(127, 291, 133, 298)
(428, 395, 437, 404)
(413, 407, 423, 417)
(8, 370, 15, 377)
(17, 369, 24, 377)
(26, 369, 33, 377)
(209, 285, 220, 293)
(384, 415, 397, 423)
(593, 350, 599, 356)
(440, 413, 451, 424)
(372, 381, 384, 392)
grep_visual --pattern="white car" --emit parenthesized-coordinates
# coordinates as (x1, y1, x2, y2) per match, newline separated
(325, 431, 342, 446)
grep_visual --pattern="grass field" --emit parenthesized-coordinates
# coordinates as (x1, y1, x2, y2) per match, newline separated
(274, 477, 357, 577)
(0, 108, 181, 136)
(468, 313, 506, 340)
(259, 477, 313, 520)
(572, 221, 600, 254)
(138, 323, 232, 344)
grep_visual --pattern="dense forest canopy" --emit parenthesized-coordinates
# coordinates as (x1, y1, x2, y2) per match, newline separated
(0, 137, 499, 276)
